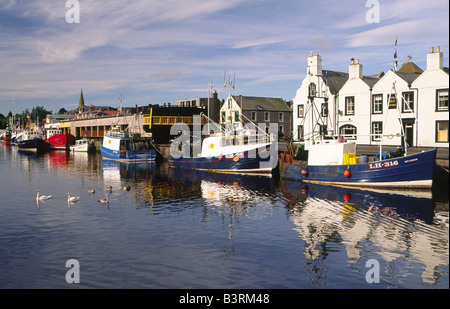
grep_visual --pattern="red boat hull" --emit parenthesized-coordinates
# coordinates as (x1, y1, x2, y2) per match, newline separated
(46, 132, 76, 150)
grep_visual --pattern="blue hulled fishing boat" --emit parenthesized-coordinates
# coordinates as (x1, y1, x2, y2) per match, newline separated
(17, 129, 50, 153)
(168, 123, 277, 174)
(279, 139, 436, 189)
(101, 126, 156, 162)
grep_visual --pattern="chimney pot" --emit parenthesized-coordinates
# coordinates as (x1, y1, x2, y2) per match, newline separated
(431, 47, 434, 53)
(436, 46, 440, 52)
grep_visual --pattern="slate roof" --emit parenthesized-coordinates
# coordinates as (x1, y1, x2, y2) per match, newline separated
(322, 70, 348, 94)
(231, 95, 291, 112)
(395, 71, 421, 85)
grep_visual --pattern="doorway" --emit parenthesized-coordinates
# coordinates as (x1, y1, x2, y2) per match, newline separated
(402, 119, 415, 147)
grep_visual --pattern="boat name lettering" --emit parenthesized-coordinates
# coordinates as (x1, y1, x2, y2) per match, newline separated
(404, 158, 418, 163)
(369, 160, 399, 169)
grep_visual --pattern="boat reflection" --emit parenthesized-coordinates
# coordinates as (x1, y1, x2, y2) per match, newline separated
(101, 159, 156, 181)
(278, 179, 448, 286)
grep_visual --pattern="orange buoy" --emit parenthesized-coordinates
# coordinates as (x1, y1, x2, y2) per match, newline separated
(344, 170, 351, 177)
(301, 169, 308, 176)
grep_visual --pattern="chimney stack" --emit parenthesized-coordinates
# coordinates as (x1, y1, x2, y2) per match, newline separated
(349, 58, 363, 79)
(427, 45, 444, 71)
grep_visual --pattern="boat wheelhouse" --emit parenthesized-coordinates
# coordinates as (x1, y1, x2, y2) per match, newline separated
(101, 126, 156, 162)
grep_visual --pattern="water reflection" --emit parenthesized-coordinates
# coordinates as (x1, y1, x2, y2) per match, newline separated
(2, 144, 448, 288)
(279, 180, 449, 286)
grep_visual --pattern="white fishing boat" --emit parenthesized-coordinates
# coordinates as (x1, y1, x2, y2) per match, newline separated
(168, 114, 277, 174)
(70, 138, 94, 152)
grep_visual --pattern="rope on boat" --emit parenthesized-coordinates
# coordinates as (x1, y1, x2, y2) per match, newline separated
(150, 140, 169, 160)
(436, 162, 449, 173)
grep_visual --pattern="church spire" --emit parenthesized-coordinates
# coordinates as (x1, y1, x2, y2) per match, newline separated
(78, 89, 85, 112)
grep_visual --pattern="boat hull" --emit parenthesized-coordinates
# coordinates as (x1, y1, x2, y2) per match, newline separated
(18, 138, 49, 153)
(168, 150, 275, 174)
(279, 149, 437, 189)
(46, 132, 76, 150)
(101, 145, 156, 162)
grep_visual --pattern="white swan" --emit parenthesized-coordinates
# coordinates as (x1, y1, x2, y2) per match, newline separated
(36, 190, 52, 201)
(67, 193, 80, 203)
(98, 194, 109, 204)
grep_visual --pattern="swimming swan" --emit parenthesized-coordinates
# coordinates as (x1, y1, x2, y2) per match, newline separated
(67, 193, 80, 203)
(36, 190, 52, 201)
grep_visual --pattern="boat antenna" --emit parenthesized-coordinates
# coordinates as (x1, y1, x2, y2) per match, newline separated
(224, 70, 236, 95)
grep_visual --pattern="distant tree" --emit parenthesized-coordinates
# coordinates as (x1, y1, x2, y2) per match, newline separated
(58, 107, 68, 114)
(30, 106, 52, 122)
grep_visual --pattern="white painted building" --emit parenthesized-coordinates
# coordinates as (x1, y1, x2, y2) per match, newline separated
(292, 47, 449, 149)
(412, 47, 449, 148)
(292, 52, 348, 141)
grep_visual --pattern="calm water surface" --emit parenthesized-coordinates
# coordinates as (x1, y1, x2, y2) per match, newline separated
(0, 144, 448, 289)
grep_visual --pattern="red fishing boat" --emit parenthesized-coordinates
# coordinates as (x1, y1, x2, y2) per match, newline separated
(45, 129, 76, 150)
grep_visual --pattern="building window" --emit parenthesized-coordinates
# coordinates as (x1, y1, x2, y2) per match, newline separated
(345, 96, 354, 115)
(264, 112, 270, 121)
(278, 125, 284, 134)
(297, 125, 304, 141)
(308, 83, 316, 97)
(251, 111, 257, 121)
(339, 125, 357, 140)
(221, 111, 226, 123)
(278, 112, 284, 122)
(321, 103, 328, 117)
(298, 105, 304, 118)
(436, 121, 449, 142)
(372, 94, 383, 114)
(402, 92, 414, 113)
(234, 111, 240, 122)
(372, 121, 383, 141)
(436, 89, 449, 111)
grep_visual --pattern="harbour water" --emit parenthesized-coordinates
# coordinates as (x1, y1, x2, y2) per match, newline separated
(0, 143, 448, 289)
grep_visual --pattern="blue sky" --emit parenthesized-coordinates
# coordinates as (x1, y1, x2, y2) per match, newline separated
(0, 0, 448, 115)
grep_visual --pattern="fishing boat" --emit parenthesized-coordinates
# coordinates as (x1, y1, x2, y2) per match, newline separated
(279, 139, 436, 189)
(70, 138, 95, 152)
(168, 117, 277, 174)
(17, 129, 50, 153)
(100, 126, 156, 162)
(279, 74, 437, 189)
(1, 127, 12, 143)
(45, 129, 76, 150)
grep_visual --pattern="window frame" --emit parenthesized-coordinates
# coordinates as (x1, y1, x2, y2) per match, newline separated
(345, 96, 355, 116)
(402, 91, 414, 113)
(339, 124, 357, 140)
(371, 121, 383, 141)
(298, 104, 304, 118)
(436, 120, 449, 143)
(372, 94, 383, 114)
(436, 89, 449, 112)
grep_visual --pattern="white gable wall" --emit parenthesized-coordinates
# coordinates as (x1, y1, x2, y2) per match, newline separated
(412, 68, 449, 147)
(338, 77, 372, 145)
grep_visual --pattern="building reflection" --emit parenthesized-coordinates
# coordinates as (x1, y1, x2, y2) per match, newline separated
(279, 180, 448, 286)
